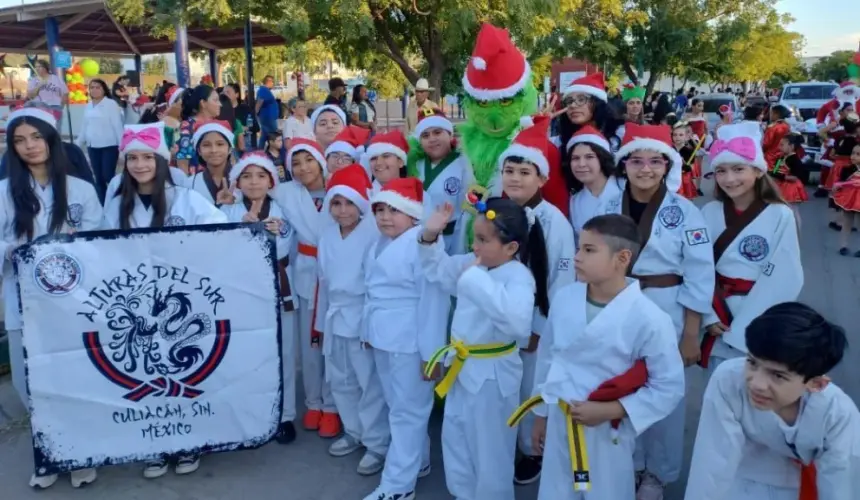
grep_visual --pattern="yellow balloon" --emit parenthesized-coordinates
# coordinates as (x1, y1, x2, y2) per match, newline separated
(80, 59, 100, 78)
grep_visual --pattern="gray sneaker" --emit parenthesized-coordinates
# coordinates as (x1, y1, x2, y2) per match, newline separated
(357, 450, 385, 476)
(328, 434, 362, 457)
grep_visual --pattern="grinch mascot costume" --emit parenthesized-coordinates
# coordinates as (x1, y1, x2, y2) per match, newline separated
(454, 23, 568, 241)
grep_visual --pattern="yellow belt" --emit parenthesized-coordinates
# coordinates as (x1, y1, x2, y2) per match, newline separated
(508, 395, 591, 492)
(424, 339, 518, 398)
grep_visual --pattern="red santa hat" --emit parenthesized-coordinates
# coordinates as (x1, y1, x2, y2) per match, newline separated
(192, 120, 235, 150)
(166, 86, 185, 107)
(615, 123, 683, 192)
(365, 130, 409, 164)
(562, 73, 607, 102)
(7, 104, 59, 129)
(371, 177, 425, 221)
(325, 125, 371, 160)
(120, 122, 171, 160)
(498, 115, 552, 178)
(310, 104, 347, 130)
(287, 138, 327, 176)
(230, 151, 279, 187)
(833, 81, 860, 106)
(323, 163, 373, 215)
(462, 23, 531, 101)
(565, 124, 611, 153)
(413, 107, 454, 138)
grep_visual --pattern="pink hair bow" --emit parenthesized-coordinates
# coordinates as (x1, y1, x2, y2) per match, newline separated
(710, 136, 756, 161)
(121, 127, 162, 150)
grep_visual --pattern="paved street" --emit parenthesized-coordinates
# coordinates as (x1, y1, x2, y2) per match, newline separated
(0, 188, 858, 500)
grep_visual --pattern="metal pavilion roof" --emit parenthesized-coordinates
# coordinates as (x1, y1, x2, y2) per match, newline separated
(0, 0, 286, 57)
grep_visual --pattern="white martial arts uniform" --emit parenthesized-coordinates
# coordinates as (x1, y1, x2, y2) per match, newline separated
(221, 198, 298, 424)
(364, 225, 450, 495)
(568, 176, 624, 248)
(533, 280, 685, 500)
(315, 216, 389, 456)
(685, 358, 860, 500)
(102, 184, 227, 229)
(700, 202, 802, 368)
(1, 176, 102, 405)
(104, 166, 187, 203)
(612, 187, 715, 484)
(184, 170, 229, 206)
(273, 181, 336, 413)
(414, 152, 473, 255)
(518, 199, 577, 456)
(418, 244, 535, 500)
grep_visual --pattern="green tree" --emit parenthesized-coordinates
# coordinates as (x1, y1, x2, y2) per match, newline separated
(98, 57, 124, 74)
(810, 51, 856, 82)
(365, 54, 409, 99)
(143, 55, 169, 75)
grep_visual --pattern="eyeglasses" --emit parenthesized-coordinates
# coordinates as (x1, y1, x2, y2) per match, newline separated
(625, 157, 668, 169)
(331, 153, 352, 165)
(563, 95, 590, 108)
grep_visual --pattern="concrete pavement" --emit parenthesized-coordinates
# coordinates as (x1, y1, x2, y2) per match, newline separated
(0, 191, 857, 499)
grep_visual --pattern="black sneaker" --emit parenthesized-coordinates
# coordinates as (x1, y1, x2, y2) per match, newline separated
(839, 247, 849, 256)
(275, 421, 297, 445)
(829, 222, 842, 231)
(814, 188, 828, 198)
(514, 455, 542, 485)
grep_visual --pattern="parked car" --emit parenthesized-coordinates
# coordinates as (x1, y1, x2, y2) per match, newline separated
(777, 81, 838, 122)
(693, 93, 742, 132)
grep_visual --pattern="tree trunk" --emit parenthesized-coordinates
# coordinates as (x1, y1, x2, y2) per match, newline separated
(645, 71, 661, 96)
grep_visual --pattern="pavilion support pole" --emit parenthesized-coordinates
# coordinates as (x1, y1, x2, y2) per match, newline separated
(174, 21, 190, 88)
(134, 54, 142, 91)
(44, 17, 61, 76)
(244, 15, 256, 149)
(208, 49, 219, 87)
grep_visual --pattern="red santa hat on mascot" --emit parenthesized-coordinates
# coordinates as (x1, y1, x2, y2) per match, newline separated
(462, 23, 531, 100)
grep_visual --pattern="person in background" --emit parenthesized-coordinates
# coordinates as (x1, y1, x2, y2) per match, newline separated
(224, 83, 253, 130)
(324, 77, 349, 122)
(350, 84, 377, 135)
(218, 92, 245, 154)
(651, 94, 674, 125)
(405, 78, 438, 135)
(112, 75, 130, 110)
(264, 131, 289, 183)
(76, 78, 124, 203)
(26, 60, 67, 110)
(256, 75, 280, 148)
(283, 98, 315, 150)
(673, 88, 688, 115)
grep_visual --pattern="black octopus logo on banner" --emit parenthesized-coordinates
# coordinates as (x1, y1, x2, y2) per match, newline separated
(83, 280, 231, 402)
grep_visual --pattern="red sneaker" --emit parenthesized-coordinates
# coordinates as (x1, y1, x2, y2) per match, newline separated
(318, 412, 341, 438)
(303, 409, 322, 430)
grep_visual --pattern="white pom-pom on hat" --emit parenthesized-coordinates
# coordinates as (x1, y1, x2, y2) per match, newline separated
(472, 57, 487, 71)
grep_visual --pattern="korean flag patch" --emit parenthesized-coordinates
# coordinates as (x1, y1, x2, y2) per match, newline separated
(557, 258, 571, 272)
(684, 228, 710, 246)
(762, 262, 775, 276)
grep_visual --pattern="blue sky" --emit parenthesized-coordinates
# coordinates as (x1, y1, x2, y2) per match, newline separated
(0, 0, 856, 57)
(778, 0, 859, 56)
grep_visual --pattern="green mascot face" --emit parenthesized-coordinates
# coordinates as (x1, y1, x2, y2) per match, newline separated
(462, 84, 538, 138)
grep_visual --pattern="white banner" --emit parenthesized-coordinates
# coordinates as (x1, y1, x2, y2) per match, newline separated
(14, 224, 282, 475)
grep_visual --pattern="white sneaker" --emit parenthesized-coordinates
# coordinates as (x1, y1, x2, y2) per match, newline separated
(70, 467, 97, 488)
(636, 471, 665, 500)
(28, 472, 58, 489)
(143, 458, 169, 479)
(361, 487, 415, 500)
(175, 454, 200, 475)
(418, 463, 431, 478)
(356, 450, 384, 476)
(328, 434, 362, 457)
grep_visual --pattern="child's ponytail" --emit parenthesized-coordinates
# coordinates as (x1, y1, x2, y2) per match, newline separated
(521, 217, 550, 317)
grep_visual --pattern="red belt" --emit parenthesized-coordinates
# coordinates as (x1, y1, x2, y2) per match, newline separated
(796, 460, 818, 500)
(298, 242, 318, 257)
(296, 242, 322, 347)
(589, 360, 647, 436)
(699, 275, 754, 368)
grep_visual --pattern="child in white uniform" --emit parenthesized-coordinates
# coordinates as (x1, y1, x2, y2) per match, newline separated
(361, 177, 450, 500)
(184, 121, 236, 207)
(324, 125, 371, 177)
(521, 214, 685, 499)
(419, 197, 549, 500)
(220, 151, 298, 446)
(687, 302, 860, 500)
(316, 164, 389, 476)
(2, 106, 102, 490)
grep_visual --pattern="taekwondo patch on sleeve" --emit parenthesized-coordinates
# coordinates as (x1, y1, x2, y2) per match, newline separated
(658, 205, 684, 229)
(557, 258, 571, 271)
(762, 262, 775, 276)
(684, 228, 710, 246)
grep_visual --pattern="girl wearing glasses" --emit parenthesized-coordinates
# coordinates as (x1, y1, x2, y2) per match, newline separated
(325, 125, 371, 178)
(611, 122, 715, 500)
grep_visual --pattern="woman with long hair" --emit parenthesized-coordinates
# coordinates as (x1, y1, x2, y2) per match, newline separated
(350, 84, 377, 134)
(2, 107, 102, 489)
(76, 78, 124, 203)
(176, 85, 221, 174)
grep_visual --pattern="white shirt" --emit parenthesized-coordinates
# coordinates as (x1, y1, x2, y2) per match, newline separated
(27, 74, 67, 107)
(76, 98, 125, 149)
(283, 116, 315, 141)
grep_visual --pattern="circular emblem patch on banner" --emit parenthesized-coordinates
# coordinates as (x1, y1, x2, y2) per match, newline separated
(67, 203, 83, 228)
(658, 205, 684, 229)
(34, 252, 82, 296)
(444, 177, 461, 196)
(739, 235, 769, 262)
(165, 215, 186, 227)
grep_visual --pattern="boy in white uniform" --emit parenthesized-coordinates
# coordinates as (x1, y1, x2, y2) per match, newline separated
(686, 302, 860, 500)
(517, 214, 685, 499)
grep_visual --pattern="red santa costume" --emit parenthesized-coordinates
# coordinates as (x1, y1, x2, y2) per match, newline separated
(816, 81, 860, 190)
(686, 119, 707, 179)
